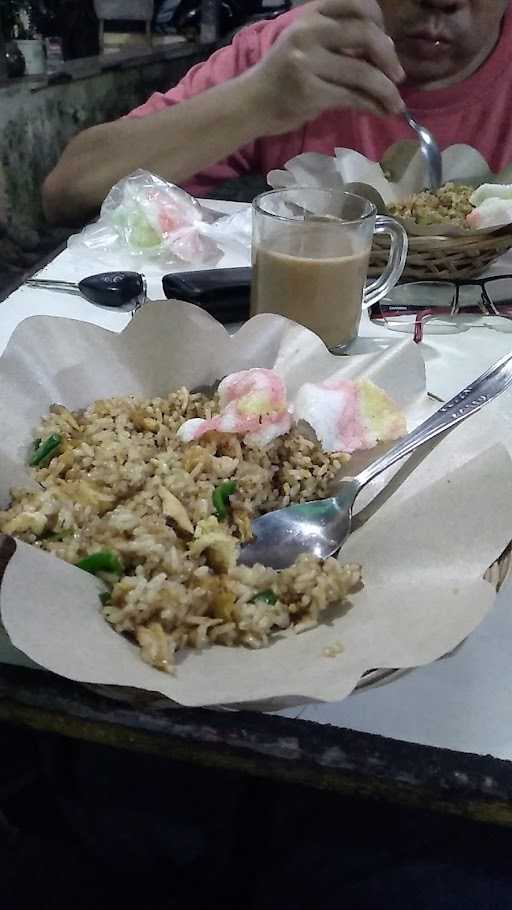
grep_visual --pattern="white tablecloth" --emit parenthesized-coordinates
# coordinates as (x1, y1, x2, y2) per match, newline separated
(2, 200, 512, 759)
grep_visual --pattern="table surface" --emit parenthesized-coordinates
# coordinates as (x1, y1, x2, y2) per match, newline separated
(3, 200, 512, 764)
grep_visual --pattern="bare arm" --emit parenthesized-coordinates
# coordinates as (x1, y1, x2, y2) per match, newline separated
(42, 73, 267, 225)
(43, 0, 405, 226)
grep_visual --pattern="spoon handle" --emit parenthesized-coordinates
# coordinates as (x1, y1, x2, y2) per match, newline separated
(354, 350, 512, 491)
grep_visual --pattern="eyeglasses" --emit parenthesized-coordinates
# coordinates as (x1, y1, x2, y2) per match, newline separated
(370, 276, 512, 343)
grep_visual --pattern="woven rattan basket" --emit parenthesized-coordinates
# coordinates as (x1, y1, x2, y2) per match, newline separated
(370, 228, 512, 282)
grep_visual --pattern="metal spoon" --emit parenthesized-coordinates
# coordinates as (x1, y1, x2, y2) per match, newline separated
(239, 350, 512, 570)
(403, 108, 442, 190)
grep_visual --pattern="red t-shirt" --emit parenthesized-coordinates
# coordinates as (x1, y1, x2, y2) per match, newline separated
(128, 5, 512, 196)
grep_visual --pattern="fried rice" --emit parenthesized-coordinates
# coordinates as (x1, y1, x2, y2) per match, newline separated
(388, 182, 474, 228)
(0, 388, 362, 672)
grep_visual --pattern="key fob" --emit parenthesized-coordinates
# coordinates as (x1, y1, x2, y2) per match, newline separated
(78, 271, 147, 308)
(162, 267, 251, 323)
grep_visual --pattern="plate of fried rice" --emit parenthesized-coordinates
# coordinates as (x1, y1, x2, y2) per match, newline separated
(0, 304, 509, 708)
(0, 388, 363, 672)
(1, 343, 412, 674)
(388, 183, 475, 229)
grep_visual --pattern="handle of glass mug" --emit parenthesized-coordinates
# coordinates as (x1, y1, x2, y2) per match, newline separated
(363, 216, 408, 308)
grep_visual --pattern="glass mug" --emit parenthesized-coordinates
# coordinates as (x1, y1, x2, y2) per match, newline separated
(250, 188, 408, 351)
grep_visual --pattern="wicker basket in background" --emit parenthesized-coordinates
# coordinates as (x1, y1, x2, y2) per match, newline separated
(370, 228, 512, 282)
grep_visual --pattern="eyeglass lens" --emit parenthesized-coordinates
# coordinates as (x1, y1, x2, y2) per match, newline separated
(373, 276, 512, 340)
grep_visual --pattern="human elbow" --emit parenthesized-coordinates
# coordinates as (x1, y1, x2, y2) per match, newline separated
(42, 129, 101, 226)
(42, 167, 66, 225)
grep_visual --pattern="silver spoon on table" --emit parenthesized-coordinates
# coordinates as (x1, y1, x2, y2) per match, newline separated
(239, 350, 512, 570)
(403, 109, 443, 190)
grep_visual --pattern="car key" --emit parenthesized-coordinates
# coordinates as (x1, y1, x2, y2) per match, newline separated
(26, 271, 147, 309)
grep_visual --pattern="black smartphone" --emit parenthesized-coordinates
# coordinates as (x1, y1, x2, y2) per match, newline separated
(162, 267, 252, 323)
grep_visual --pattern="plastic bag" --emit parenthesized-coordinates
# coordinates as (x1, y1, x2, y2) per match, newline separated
(208, 206, 252, 250)
(68, 170, 249, 269)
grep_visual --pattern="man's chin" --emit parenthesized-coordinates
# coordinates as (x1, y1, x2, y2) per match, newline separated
(399, 55, 461, 89)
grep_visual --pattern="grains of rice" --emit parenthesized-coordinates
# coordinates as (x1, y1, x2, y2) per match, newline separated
(323, 640, 344, 658)
(388, 183, 474, 228)
(0, 388, 362, 672)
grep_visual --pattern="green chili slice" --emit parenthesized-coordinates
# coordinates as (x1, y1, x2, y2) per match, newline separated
(99, 592, 111, 606)
(41, 528, 73, 542)
(76, 551, 123, 576)
(30, 433, 62, 467)
(250, 589, 277, 605)
(212, 480, 236, 521)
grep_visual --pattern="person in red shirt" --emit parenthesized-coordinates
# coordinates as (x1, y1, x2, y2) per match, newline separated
(43, 0, 511, 224)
